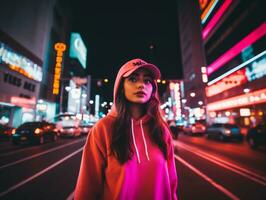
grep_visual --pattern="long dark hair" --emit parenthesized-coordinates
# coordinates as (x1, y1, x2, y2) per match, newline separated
(110, 78, 169, 164)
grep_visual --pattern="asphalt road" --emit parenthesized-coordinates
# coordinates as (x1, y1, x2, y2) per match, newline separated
(0, 133, 265, 200)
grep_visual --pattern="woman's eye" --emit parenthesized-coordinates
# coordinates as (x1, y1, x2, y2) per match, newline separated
(144, 79, 152, 84)
(129, 77, 137, 82)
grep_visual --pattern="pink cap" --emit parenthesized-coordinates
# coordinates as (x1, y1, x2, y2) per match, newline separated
(120, 58, 161, 79)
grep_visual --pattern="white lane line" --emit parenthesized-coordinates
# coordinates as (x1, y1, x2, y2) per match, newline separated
(175, 141, 266, 186)
(174, 155, 240, 200)
(66, 191, 74, 200)
(0, 147, 83, 197)
(0, 137, 86, 158)
(0, 138, 85, 170)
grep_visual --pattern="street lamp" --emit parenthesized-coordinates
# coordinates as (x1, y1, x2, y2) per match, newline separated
(190, 92, 196, 97)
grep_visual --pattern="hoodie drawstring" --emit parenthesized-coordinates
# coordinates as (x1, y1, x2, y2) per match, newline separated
(131, 119, 141, 163)
(140, 120, 150, 161)
(131, 119, 150, 163)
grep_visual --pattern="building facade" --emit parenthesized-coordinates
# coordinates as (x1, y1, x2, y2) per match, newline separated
(177, 0, 207, 124)
(202, 0, 265, 127)
(0, 0, 71, 127)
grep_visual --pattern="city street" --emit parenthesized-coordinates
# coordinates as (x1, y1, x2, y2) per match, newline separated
(0, 134, 265, 200)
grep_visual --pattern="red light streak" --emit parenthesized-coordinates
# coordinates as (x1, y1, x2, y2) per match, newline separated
(202, 0, 232, 40)
(207, 23, 266, 75)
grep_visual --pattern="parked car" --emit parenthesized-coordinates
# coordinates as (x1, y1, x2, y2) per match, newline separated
(80, 121, 94, 135)
(183, 122, 206, 136)
(246, 123, 266, 149)
(12, 121, 58, 145)
(206, 123, 243, 142)
(0, 124, 15, 141)
(54, 113, 81, 137)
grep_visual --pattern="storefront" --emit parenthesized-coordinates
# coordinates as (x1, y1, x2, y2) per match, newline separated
(0, 42, 42, 127)
(206, 50, 266, 128)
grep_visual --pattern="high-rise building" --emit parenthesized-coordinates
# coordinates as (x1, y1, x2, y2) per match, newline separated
(0, 0, 71, 127)
(201, 0, 265, 127)
(177, 0, 207, 124)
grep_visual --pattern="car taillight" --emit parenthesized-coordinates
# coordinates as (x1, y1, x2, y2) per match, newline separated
(34, 128, 42, 134)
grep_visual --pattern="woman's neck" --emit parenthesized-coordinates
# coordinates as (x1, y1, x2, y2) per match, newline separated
(129, 103, 146, 120)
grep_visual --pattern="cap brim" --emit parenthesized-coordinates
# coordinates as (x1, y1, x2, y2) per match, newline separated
(123, 64, 161, 79)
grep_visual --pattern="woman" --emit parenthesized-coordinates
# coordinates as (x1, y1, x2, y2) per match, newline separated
(75, 58, 178, 200)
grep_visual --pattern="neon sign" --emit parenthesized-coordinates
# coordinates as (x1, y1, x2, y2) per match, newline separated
(53, 43, 66, 95)
(206, 69, 247, 97)
(207, 23, 266, 75)
(200, 0, 219, 25)
(0, 42, 42, 82)
(246, 56, 266, 81)
(208, 50, 266, 85)
(202, 0, 232, 40)
(69, 33, 87, 69)
(207, 88, 266, 111)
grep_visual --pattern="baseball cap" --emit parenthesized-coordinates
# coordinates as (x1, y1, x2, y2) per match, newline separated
(120, 58, 161, 79)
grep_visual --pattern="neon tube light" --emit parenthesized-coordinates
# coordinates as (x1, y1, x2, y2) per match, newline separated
(207, 88, 266, 111)
(201, 0, 219, 25)
(202, 0, 232, 40)
(207, 23, 266, 75)
(208, 50, 266, 85)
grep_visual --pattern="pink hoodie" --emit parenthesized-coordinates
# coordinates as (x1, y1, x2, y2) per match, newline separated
(75, 59, 178, 200)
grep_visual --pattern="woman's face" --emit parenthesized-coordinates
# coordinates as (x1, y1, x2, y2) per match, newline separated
(123, 68, 154, 104)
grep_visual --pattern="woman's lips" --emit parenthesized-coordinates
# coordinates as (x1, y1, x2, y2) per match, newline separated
(134, 91, 146, 96)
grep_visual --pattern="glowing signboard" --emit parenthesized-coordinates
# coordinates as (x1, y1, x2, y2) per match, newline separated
(207, 23, 266, 75)
(0, 42, 42, 81)
(207, 88, 266, 111)
(69, 33, 87, 69)
(200, 0, 219, 25)
(202, 0, 232, 40)
(206, 68, 247, 97)
(53, 43, 66, 95)
(246, 56, 266, 82)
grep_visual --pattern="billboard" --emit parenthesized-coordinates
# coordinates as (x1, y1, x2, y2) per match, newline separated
(69, 33, 87, 69)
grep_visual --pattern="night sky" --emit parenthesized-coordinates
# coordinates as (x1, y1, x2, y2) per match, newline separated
(70, 0, 183, 101)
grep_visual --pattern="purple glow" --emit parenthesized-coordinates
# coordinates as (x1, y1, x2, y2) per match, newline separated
(207, 23, 266, 75)
(202, 0, 232, 40)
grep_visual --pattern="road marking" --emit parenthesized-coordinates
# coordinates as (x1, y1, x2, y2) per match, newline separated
(0, 138, 86, 170)
(174, 154, 240, 200)
(0, 137, 86, 158)
(175, 141, 266, 186)
(0, 147, 83, 197)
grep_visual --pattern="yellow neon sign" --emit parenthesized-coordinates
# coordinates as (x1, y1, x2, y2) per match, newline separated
(53, 43, 66, 95)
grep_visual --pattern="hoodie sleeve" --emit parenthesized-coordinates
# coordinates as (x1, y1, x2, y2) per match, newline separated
(74, 126, 107, 200)
(166, 130, 178, 200)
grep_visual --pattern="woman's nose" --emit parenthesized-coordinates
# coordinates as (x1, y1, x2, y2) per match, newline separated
(137, 81, 145, 89)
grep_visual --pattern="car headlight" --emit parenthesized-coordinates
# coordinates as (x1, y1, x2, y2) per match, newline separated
(11, 129, 16, 135)
(224, 129, 231, 135)
(34, 128, 43, 134)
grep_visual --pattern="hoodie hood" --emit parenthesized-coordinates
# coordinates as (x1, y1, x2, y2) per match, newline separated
(108, 58, 161, 117)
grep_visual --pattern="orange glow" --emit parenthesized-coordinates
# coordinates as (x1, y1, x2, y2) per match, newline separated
(199, 0, 210, 10)
(200, 0, 215, 20)
(207, 88, 266, 111)
(53, 42, 66, 95)
(9, 65, 33, 80)
(206, 69, 247, 97)
(34, 128, 42, 134)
